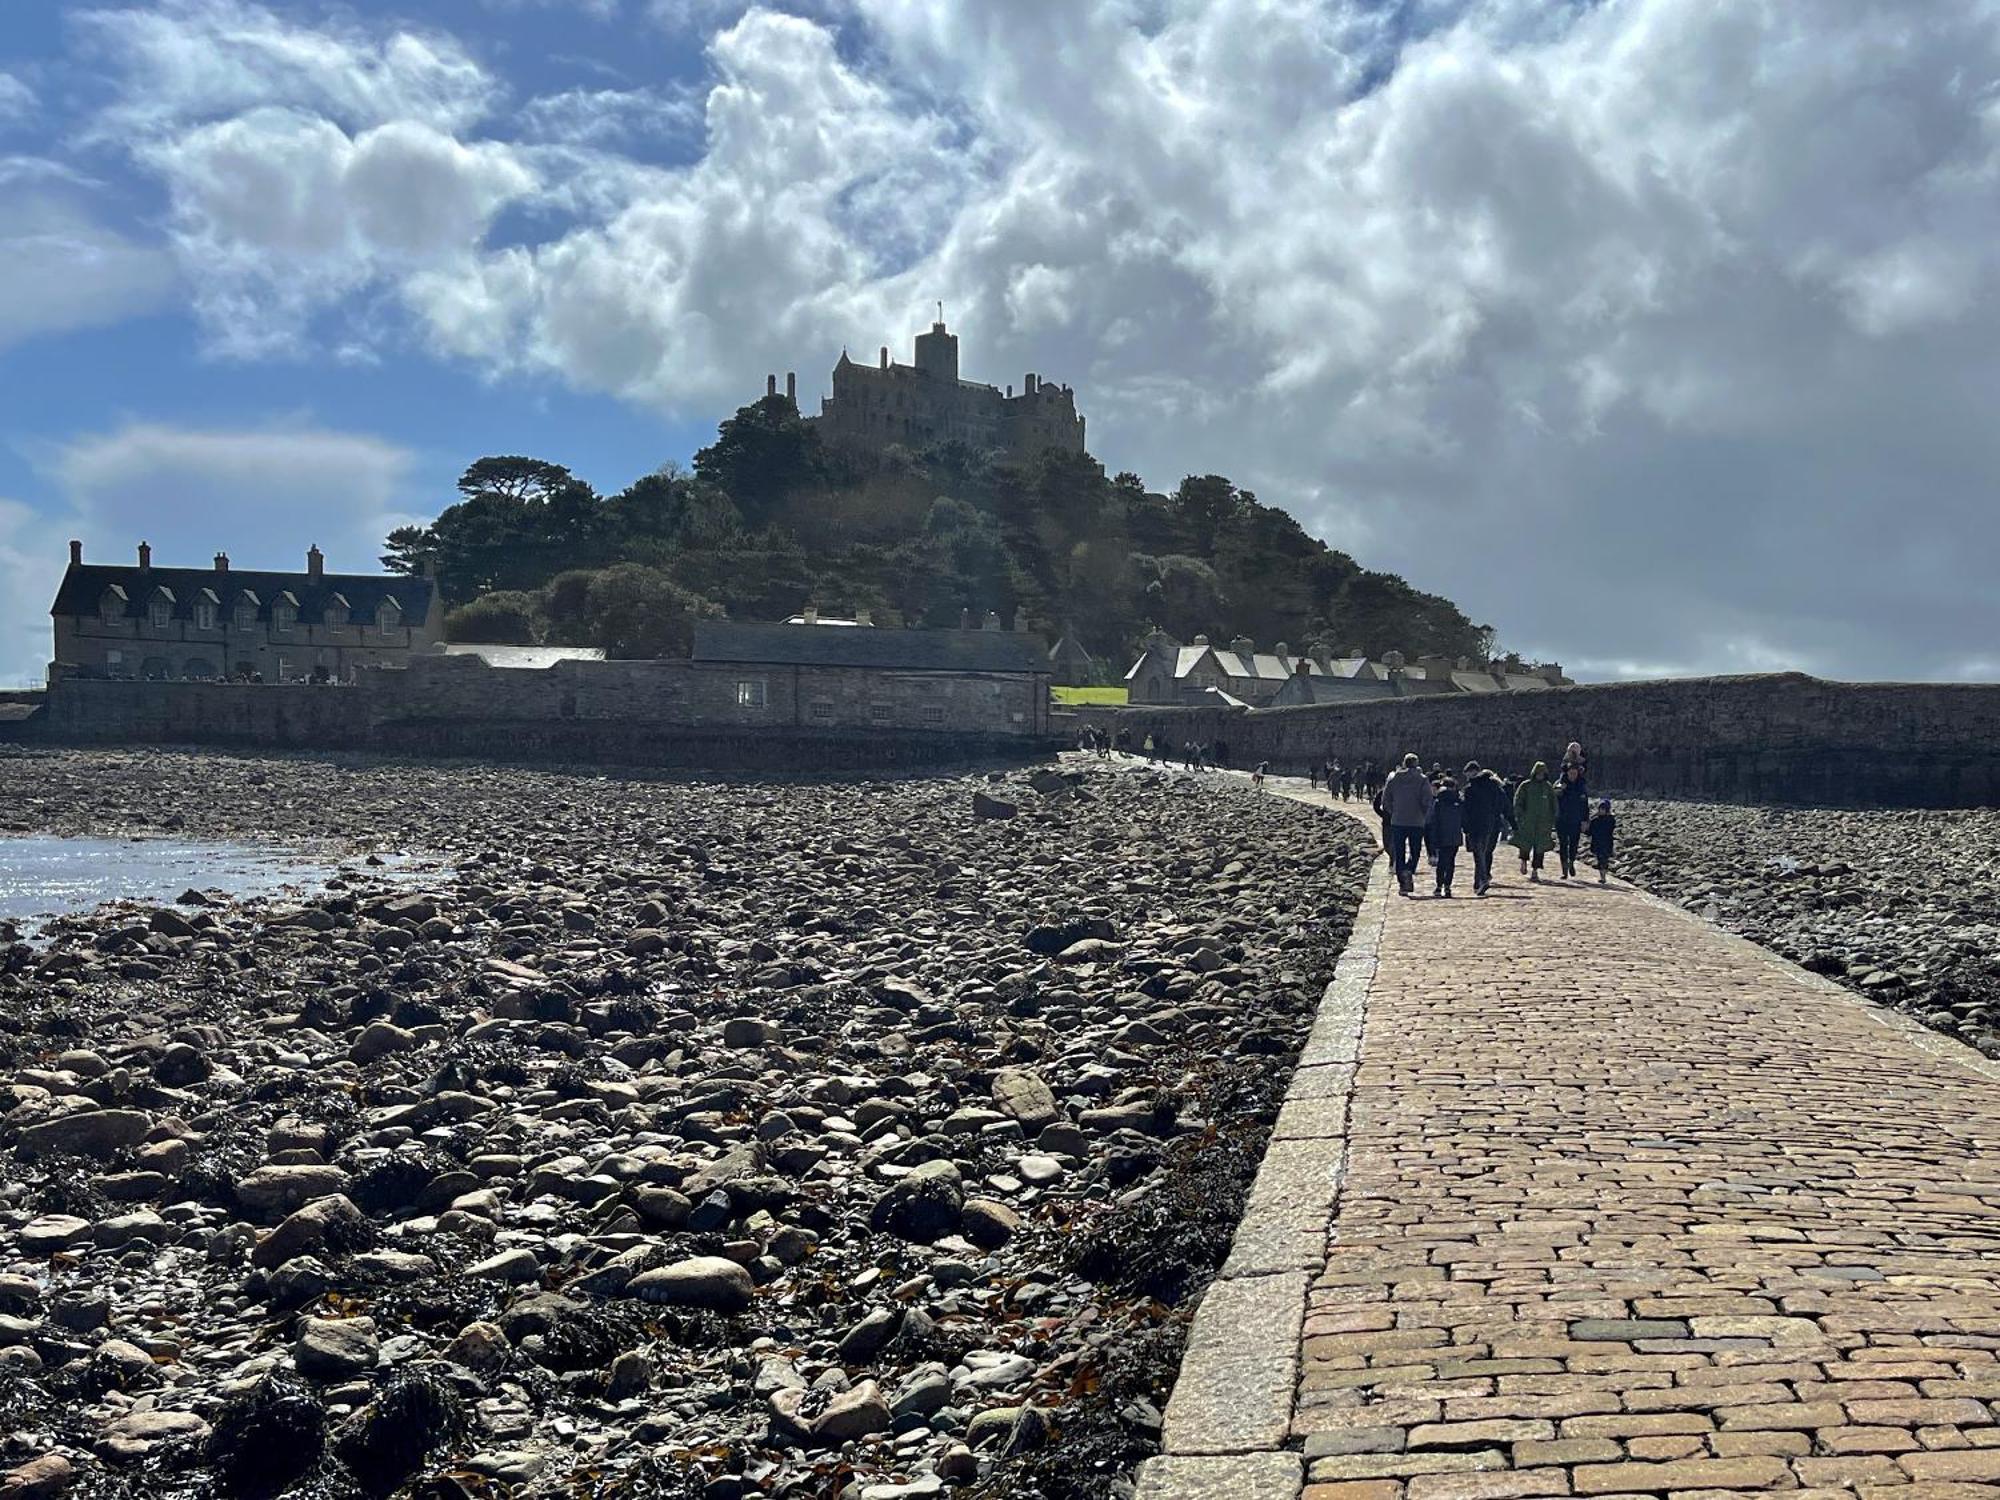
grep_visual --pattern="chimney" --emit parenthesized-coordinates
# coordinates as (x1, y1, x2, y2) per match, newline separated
(137, 541, 151, 570)
(803, 605, 818, 625)
(307, 543, 324, 582)
(1541, 662, 1566, 686)
(854, 607, 872, 627)
(1229, 635, 1254, 658)
(1274, 641, 1289, 661)
(785, 372, 796, 403)
(983, 610, 1001, 632)
(67, 539, 81, 567)
(880, 345, 889, 369)
(1025, 373, 1038, 394)
(766, 374, 777, 398)
(214, 552, 229, 573)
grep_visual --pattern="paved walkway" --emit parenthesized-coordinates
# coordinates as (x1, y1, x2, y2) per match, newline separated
(1141, 780, 2000, 1500)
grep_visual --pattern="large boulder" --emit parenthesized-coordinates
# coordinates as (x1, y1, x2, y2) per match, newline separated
(869, 1160, 964, 1242)
(625, 1257, 755, 1313)
(990, 1068, 1059, 1132)
(16, 1109, 152, 1160)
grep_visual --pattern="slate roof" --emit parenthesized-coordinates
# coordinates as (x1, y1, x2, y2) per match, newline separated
(52, 563, 433, 627)
(1271, 674, 1399, 706)
(437, 643, 606, 668)
(692, 621, 1050, 674)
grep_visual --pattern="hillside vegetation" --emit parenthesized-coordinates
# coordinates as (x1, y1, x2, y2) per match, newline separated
(384, 395, 1494, 672)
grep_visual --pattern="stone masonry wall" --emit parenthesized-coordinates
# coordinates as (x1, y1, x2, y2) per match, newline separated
(1082, 673, 2000, 808)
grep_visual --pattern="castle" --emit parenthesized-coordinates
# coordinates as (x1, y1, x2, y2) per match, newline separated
(763, 319, 1086, 462)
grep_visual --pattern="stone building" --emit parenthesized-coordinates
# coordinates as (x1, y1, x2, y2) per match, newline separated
(47, 540, 439, 684)
(1126, 629, 1568, 706)
(764, 319, 1086, 461)
(690, 619, 1052, 736)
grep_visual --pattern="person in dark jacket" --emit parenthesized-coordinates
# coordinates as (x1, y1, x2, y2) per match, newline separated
(1555, 762, 1590, 879)
(1458, 761, 1510, 896)
(1427, 777, 1465, 897)
(1380, 752, 1435, 896)
(1512, 762, 1559, 881)
(1589, 797, 1616, 885)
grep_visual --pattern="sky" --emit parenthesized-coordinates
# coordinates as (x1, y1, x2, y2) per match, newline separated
(3, 0, 1998, 687)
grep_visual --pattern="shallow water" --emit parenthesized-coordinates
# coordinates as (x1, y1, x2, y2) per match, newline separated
(0, 834, 350, 935)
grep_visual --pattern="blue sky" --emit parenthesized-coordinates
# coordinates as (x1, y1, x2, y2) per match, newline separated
(4, 0, 1998, 686)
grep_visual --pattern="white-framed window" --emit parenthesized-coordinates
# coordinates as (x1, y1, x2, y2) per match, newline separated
(376, 601, 401, 632)
(921, 704, 945, 725)
(235, 605, 258, 632)
(808, 699, 834, 720)
(148, 600, 172, 630)
(195, 601, 217, 631)
(273, 606, 295, 634)
(869, 702, 893, 722)
(736, 678, 768, 709)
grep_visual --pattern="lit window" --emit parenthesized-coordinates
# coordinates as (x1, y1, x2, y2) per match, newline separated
(736, 679, 768, 709)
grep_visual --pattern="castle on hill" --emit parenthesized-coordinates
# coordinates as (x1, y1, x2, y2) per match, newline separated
(761, 319, 1086, 462)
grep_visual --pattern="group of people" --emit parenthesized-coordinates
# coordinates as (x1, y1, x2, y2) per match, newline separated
(1137, 734, 1233, 772)
(1365, 742, 1616, 898)
(1309, 759, 1386, 801)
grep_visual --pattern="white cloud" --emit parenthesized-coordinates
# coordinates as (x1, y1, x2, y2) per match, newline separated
(0, 73, 35, 129)
(0, 192, 177, 351)
(62, 0, 2000, 680)
(75, 0, 496, 135)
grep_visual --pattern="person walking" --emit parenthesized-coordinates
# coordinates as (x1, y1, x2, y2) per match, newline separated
(1589, 797, 1617, 885)
(1380, 752, 1435, 897)
(1427, 775, 1465, 897)
(1555, 762, 1590, 879)
(1459, 760, 1509, 896)
(1512, 762, 1559, 883)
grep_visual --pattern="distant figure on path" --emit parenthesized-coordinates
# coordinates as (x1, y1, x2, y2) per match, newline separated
(1556, 762, 1590, 880)
(1459, 761, 1510, 897)
(1512, 762, 1559, 883)
(1380, 752, 1436, 898)
(1252, 760, 1268, 788)
(1589, 798, 1617, 885)
(1427, 775, 1464, 898)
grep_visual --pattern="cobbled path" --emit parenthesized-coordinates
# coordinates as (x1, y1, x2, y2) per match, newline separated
(1146, 776, 2000, 1500)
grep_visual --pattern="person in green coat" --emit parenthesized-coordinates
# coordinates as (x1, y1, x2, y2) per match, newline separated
(1512, 761, 1559, 883)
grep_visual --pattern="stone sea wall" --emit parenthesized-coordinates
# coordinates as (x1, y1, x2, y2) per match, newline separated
(24, 655, 1057, 770)
(1082, 673, 2000, 807)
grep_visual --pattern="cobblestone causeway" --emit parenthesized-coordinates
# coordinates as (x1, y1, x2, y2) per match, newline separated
(1145, 778, 2000, 1500)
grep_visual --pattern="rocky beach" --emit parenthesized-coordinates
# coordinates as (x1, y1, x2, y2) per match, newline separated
(1618, 800, 2000, 1055)
(0, 747, 1373, 1500)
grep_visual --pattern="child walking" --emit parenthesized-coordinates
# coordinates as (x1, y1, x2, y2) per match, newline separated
(1589, 797, 1616, 885)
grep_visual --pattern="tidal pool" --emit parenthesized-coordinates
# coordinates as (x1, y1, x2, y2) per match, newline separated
(0, 834, 359, 936)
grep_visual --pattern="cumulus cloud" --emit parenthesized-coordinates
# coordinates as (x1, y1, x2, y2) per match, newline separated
(0, 73, 35, 128)
(63, 0, 2000, 679)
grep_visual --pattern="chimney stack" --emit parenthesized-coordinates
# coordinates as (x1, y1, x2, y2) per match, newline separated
(1025, 373, 1038, 394)
(67, 539, 81, 567)
(307, 543, 324, 582)
(854, 607, 872, 627)
(137, 541, 151, 570)
(803, 605, 818, 625)
(766, 373, 777, 398)
(785, 372, 796, 403)
(214, 552, 229, 573)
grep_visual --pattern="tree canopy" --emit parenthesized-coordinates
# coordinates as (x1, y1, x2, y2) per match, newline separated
(394, 399, 1497, 664)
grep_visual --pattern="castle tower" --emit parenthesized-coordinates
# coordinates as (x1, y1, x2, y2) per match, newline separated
(913, 321, 958, 384)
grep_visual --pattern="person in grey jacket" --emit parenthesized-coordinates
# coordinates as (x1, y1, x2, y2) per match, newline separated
(1380, 752, 1435, 896)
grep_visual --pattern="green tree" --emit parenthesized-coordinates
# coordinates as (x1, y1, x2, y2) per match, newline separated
(443, 590, 542, 645)
(693, 396, 838, 527)
(575, 565, 723, 658)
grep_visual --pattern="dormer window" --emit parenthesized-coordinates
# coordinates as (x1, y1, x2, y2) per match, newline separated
(324, 593, 351, 628)
(98, 587, 126, 625)
(149, 600, 172, 630)
(234, 601, 259, 632)
(273, 604, 296, 634)
(375, 599, 401, 632)
(195, 600, 217, 631)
